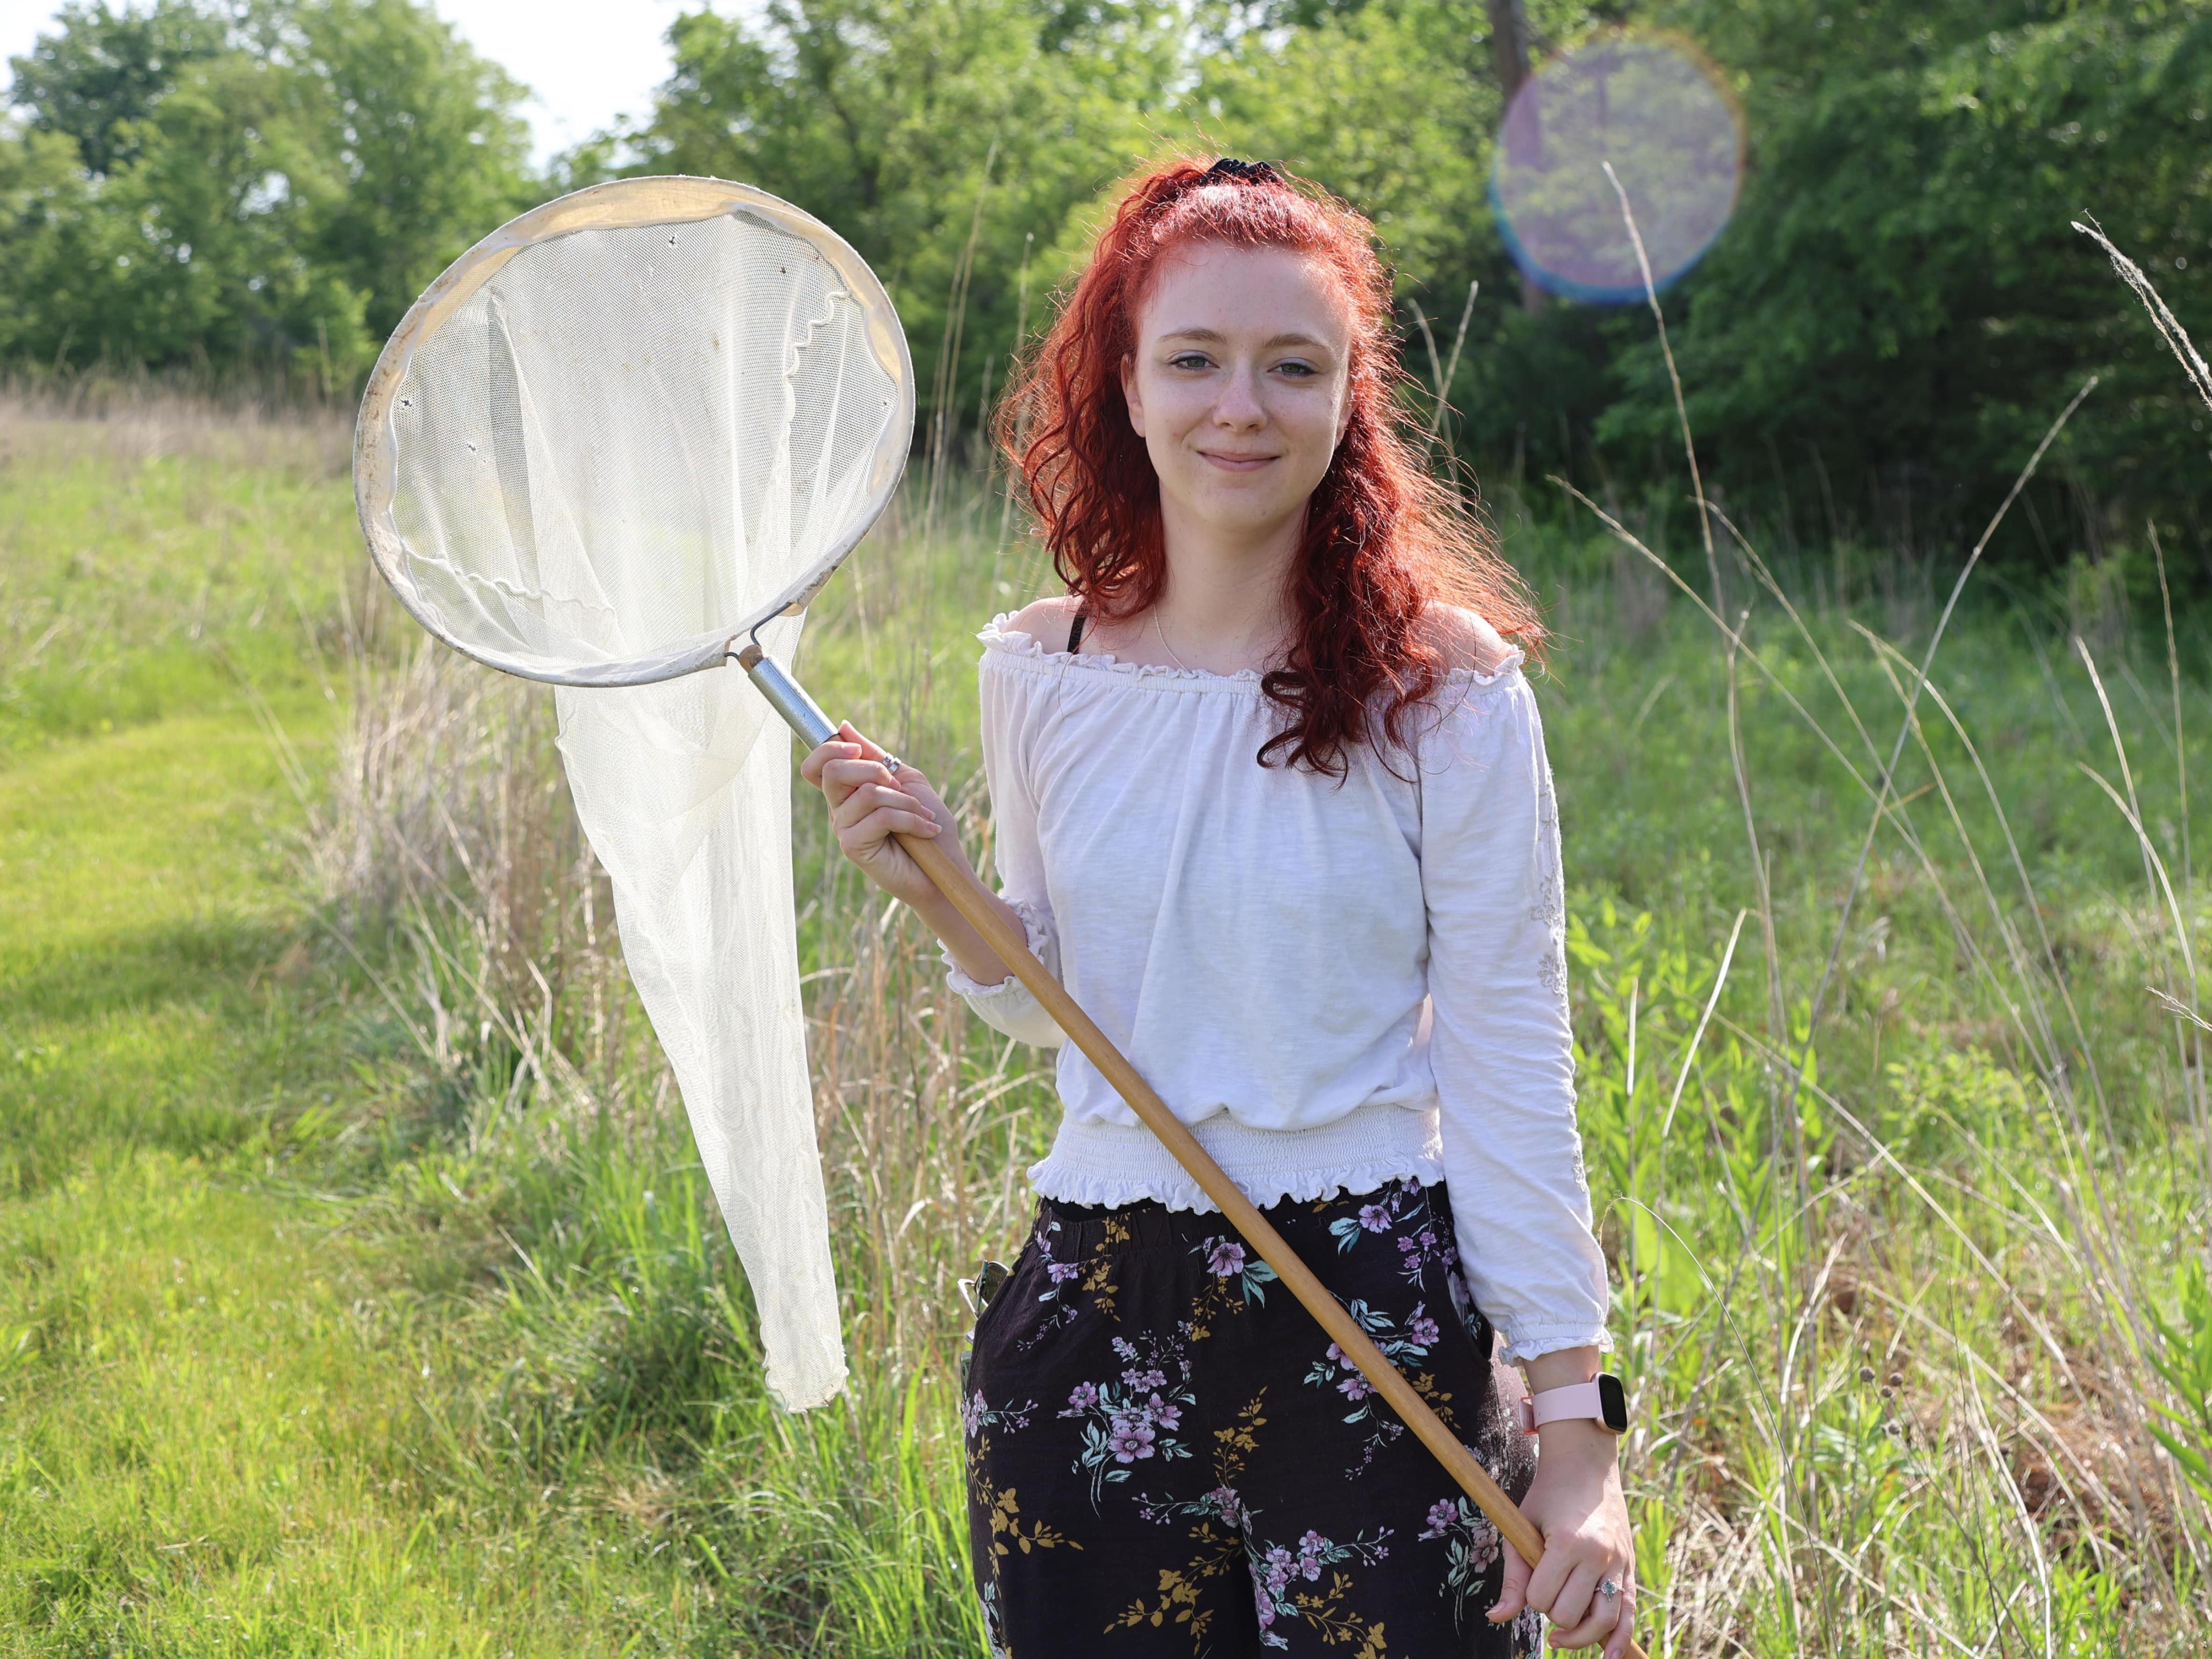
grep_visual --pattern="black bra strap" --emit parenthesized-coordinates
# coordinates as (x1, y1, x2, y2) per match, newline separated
(1067, 611, 1087, 653)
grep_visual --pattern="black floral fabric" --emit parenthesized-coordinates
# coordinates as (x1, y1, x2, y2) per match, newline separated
(963, 1178, 1543, 1657)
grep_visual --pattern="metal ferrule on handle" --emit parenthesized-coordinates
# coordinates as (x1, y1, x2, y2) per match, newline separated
(741, 653, 1643, 1658)
(737, 641, 839, 749)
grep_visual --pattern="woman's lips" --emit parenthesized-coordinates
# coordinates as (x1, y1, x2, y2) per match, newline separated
(1198, 451, 1278, 472)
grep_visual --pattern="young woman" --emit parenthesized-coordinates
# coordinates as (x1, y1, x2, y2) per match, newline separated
(801, 158, 1633, 1657)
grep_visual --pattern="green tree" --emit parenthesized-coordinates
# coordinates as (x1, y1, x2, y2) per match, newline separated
(277, 0, 532, 341)
(637, 0, 1183, 438)
(1601, 0, 2212, 558)
(0, 42, 364, 374)
(0, 0, 531, 379)
(6, 0, 228, 176)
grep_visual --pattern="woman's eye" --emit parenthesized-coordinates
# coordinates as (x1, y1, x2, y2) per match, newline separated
(1167, 352, 1212, 372)
(1274, 359, 1318, 379)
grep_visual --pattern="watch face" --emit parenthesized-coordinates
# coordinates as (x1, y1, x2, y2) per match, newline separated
(1597, 1373, 1628, 1433)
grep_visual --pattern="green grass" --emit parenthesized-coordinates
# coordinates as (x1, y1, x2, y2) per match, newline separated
(0, 414, 990, 1654)
(3, 403, 2209, 1654)
(0, 418, 714, 1653)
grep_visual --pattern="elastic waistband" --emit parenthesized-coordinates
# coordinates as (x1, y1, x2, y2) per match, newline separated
(1027, 1098, 1445, 1222)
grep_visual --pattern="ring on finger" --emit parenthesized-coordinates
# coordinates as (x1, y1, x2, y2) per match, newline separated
(1598, 1577, 1623, 1600)
(883, 755, 903, 775)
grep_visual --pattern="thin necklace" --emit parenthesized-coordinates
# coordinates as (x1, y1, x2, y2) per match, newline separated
(1152, 608, 1195, 672)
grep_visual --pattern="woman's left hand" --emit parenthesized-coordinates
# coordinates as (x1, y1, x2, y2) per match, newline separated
(1487, 1418, 1636, 1654)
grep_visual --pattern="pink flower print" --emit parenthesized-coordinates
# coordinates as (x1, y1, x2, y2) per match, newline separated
(1469, 1523, 1501, 1571)
(1358, 1203, 1392, 1232)
(1107, 1414, 1156, 1462)
(1149, 1392, 1182, 1431)
(1407, 1310, 1441, 1346)
(1045, 1260, 1082, 1283)
(1261, 1545, 1295, 1595)
(1296, 1530, 1328, 1579)
(1205, 1239, 1247, 1277)
(1421, 1499, 1458, 1539)
(1324, 1342, 1356, 1370)
(962, 1391, 986, 1436)
(1064, 1382, 1099, 1412)
(1206, 1484, 1245, 1527)
(1337, 1373, 1375, 1402)
(1252, 1577, 1277, 1630)
(1124, 1365, 1167, 1390)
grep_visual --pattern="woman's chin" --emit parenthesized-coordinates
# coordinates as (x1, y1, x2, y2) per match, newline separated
(1168, 483, 1314, 542)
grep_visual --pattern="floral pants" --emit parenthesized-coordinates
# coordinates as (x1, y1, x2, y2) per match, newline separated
(962, 1178, 1542, 1657)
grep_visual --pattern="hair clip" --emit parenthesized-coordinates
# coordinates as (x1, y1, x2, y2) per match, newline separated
(1204, 157, 1281, 186)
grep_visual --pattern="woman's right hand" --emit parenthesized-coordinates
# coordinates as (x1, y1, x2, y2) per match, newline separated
(799, 721, 957, 909)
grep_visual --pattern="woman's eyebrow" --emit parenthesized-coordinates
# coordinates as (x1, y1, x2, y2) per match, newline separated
(1156, 326, 1335, 351)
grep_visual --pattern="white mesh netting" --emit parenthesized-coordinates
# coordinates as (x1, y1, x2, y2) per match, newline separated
(361, 189, 909, 1408)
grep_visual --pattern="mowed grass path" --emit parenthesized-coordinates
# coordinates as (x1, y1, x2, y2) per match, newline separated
(0, 419, 704, 1655)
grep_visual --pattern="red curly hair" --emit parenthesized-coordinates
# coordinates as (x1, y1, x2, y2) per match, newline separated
(996, 156, 1542, 778)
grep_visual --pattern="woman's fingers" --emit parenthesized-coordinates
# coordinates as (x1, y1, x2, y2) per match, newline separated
(1546, 1576, 1624, 1651)
(818, 755, 905, 802)
(1548, 1589, 1627, 1654)
(838, 810, 942, 863)
(1542, 1559, 1603, 1640)
(1601, 1589, 1638, 1659)
(832, 784, 942, 843)
(1488, 1541, 1532, 1624)
(889, 763, 949, 818)
(800, 737, 861, 788)
(1490, 1542, 1633, 1649)
(1524, 1541, 1574, 1624)
(805, 721, 964, 906)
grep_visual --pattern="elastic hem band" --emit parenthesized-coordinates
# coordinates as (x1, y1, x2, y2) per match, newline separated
(942, 895, 1054, 999)
(1028, 1099, 1446, 1215)
(1497, 1325, 1617, 1364)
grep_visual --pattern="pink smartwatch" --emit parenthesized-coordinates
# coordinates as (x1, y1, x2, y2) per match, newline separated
(1517, 1374, 1628, 1436)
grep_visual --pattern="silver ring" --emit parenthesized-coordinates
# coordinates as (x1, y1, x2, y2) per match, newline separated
(1598, 1578, 1622, 1599)
(883, 755, 903, 775)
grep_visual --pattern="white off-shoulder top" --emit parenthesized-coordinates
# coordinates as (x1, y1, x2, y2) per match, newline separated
(943, 614, 1610, 1362)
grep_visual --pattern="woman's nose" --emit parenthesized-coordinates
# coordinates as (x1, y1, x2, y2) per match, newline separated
(1212, 367, 1266, 428)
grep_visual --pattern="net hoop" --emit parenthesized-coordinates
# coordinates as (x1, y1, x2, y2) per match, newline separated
(354, 175, 915, 688)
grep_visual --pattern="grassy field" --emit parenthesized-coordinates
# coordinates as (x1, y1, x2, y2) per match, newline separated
(3, 390, 2210, 1655)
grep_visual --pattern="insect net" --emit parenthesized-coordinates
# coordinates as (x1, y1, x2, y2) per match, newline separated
(356, 178, 914, 1408)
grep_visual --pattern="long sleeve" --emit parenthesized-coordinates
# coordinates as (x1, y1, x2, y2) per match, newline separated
(1421, 673, 1611, 1363)
(942, 657, 1069, 1048)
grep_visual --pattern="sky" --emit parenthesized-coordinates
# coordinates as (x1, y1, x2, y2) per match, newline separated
(0, 0, 694, 166)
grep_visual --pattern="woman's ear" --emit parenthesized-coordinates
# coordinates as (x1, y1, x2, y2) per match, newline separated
(1121, 352, 1146, 438)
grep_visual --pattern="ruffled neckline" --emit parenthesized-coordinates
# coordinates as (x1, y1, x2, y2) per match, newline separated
(977, 613, 1528, 691)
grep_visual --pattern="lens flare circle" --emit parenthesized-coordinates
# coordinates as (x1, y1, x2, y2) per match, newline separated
(1491, 30, 1744, 305)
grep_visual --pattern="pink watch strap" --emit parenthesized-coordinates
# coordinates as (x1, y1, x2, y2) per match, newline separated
(1528, 1380, 1608, 1431)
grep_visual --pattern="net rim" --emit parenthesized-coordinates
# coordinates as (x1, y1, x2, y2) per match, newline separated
(354, 175, 916, 688)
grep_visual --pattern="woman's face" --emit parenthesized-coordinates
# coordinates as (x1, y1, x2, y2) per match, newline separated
(1122, 242, 1355, 551)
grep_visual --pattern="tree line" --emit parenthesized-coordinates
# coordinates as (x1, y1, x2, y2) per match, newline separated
(4, 0, 2207, 564)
